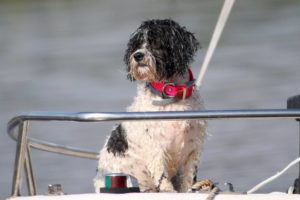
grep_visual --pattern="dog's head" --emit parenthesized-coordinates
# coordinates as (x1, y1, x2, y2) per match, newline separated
(124, 19, 200, 82)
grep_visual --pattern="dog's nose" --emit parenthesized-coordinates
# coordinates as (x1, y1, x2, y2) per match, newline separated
(133, 52, 144, 62)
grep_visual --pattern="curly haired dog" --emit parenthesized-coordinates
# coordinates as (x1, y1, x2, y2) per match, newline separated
(94, 19, 207, 192)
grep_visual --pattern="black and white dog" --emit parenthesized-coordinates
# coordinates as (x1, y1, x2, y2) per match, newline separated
(94, 19, 207, 192)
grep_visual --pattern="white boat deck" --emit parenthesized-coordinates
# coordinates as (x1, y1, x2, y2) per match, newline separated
(6, 193, 300, 200)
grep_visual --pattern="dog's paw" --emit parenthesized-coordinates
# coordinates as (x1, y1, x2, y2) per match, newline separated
(159, 179, 176, 192)
(192, 179, 215, 192)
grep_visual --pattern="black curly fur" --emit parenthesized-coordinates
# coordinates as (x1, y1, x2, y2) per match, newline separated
(124, 19, 200, 81)
(106, 124, 128, 156)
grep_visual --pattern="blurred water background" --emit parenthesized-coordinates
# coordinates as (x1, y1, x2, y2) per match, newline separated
(1, 0, 300, 198)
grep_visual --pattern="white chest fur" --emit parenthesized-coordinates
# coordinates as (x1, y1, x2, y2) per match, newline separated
(124, 83, 206, 169)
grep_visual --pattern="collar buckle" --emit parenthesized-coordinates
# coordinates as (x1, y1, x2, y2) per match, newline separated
(161, 83, 175, 98)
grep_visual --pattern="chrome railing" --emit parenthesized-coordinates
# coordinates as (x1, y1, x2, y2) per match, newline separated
(7, 109, 300, 196)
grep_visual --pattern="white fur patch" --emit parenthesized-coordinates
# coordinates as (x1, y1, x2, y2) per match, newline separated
(94, 83, 207, 192)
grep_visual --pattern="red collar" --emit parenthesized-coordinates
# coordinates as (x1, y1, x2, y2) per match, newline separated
(147, 69, 195, 100)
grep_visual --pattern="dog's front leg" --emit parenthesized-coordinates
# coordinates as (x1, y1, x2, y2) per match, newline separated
(155, 172, 175, 192)
(148, 153, 175, 192)
(180, 150, 199, 192)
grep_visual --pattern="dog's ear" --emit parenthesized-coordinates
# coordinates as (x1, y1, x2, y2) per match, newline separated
(124, 51, 136, 81)
(124, 41, 135, 81)
(124, 29, 145, 81)
(185, 31, 200, 56)
(179, 28, 200, 65)
(169, 23, 200, 77)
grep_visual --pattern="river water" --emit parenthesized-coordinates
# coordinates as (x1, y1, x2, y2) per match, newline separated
(1, 0, 300, 198)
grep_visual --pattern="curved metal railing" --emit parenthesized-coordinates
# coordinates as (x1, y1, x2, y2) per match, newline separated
(7, 109, 300, 196)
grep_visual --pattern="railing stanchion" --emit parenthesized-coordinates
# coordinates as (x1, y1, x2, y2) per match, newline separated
(25, 144, 37, 195)
(11, 121, 29, 196)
